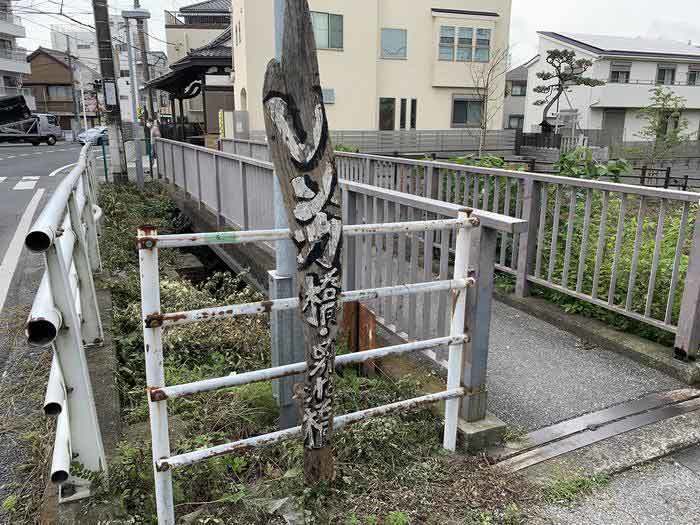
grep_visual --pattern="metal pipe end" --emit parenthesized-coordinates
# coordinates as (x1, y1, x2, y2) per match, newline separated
(44, 402, 63, 417)
(25, 229, 54, 253)
(26, 318, 59, 347)
(51, 470, 69, 484)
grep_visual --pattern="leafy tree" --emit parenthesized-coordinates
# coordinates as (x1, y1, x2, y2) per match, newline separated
(635, 86, 695, 166)
(555, 147, 631, 180)
(533, 49, 605, 132)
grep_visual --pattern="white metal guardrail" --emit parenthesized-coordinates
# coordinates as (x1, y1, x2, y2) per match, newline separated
(137, 207, 521, 523)
(24, 145, 106, 502)
(208, 138, 700, 359)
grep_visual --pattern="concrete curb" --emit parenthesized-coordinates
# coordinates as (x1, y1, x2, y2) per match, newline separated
(497, 292, 700, 385)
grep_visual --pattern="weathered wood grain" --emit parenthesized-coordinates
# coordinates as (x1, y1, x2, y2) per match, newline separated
(262, 0, 341, 483)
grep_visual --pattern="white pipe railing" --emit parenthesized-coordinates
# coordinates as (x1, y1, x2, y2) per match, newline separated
(138, 205, 519, 523)
(24, 145, 107, 502)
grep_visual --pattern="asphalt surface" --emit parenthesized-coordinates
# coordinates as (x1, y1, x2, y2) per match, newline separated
(532, 446, 700, 524)
(0, 142, 84, 366)
(486, 300, 684, 431)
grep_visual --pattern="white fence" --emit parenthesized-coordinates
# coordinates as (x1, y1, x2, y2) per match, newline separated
(138, 202, 522, 522)
(24, 145, 106, 502)
(222, 128, 518, 157)
(200, 138, 700, 357)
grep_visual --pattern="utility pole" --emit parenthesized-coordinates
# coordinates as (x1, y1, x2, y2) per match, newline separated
(78, 66, 89, 131)
(134, 0, 154, 119)
(66, 36, 81, 140)
(92, 0, 127, 182)
(123, 9, 148, 189)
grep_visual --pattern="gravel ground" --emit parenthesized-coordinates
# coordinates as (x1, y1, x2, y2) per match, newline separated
(485, 300, 684, 431)
(530, 446, 700, 524)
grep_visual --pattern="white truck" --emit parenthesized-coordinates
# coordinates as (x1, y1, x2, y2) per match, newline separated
(0, 96, 63, 146)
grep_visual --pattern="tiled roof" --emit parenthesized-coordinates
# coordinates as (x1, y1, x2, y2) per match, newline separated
(180, 0, 231, 13)
(540, 32, 700, 59)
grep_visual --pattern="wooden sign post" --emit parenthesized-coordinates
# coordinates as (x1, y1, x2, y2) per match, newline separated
(263, 0, 342, 484)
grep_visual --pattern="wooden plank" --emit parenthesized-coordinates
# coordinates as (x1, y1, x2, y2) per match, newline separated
(262, 0, 341, 482)
(408, 206, 419, 339)
(438, 227, 451, 337)
(512, 180, 524, 270)
(500, 178, 512, 266)
(422, 229, 434, 339)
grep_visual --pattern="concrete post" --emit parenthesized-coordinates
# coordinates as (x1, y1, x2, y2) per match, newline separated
(515, 179, 540, 298)
(675, 209, 700, 360)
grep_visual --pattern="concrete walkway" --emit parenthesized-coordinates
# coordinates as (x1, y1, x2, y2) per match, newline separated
(531, 445, 700, 524)
(485, 300, 684, 432)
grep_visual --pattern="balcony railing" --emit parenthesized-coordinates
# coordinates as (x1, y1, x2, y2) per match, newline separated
(606, 79, 700, 87)
(0, 12, 21, 25)
(0, 86, 33, 98)
(0, 47, 28, 62)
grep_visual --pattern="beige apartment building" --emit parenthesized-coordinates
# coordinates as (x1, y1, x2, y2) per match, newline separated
(232, 0, 512, 132)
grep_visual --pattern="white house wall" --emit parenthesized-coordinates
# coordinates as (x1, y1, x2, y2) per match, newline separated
(233, 0, 512, 132)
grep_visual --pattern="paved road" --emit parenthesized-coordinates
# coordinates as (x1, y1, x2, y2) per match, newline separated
(0, 142, 84, 336)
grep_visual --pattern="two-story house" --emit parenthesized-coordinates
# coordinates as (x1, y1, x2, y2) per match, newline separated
(503, 56, 537, 130)
(232, 0, 512, 133)
(24, 48, 102, 131)
(0, 1, 34, 108)
(523, 32, 700, 142)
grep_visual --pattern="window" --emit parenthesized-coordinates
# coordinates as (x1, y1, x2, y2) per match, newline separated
(48, 85, 72, 99)
(452, 96, 483, 128)
(120, 69, 130, 77)
(322, 88, 335, 104)
(381, 28, 407, 59)
(439, 26, 455, 61)
(510, 81, 526, 96)
(657, 65, 676, 85)
(400, 98, 407, 129)
(508, 115, 524, 129)
(46, 115, 58, 125)
(456, 27, 473, 62)
(77, 43, 92, 50)
(379, 97, 395, 130)
(610, 62, 631, 83)
(311, 11, 343, 49)
(410, 99, 417, 129)
(688, 65, 700, 86)
(475, 29, 491, 62)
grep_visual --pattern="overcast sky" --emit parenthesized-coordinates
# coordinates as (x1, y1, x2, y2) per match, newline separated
(16, 0, 700, 69)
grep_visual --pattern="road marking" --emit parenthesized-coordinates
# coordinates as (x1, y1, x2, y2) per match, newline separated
(0, 189, 45, 314)
(0, 177, 6, 183)
(49, 162, 77, 177)
(13, 180, 37, 190)
(23, 176, 40, 180)
(19, 153, 30, 157)
(6, 156, 15, 159)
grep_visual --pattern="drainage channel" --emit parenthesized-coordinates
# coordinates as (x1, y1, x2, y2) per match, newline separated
(488, 389, 700, 472)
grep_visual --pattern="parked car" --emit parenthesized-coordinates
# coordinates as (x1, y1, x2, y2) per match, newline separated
(78, 126, 109, 145)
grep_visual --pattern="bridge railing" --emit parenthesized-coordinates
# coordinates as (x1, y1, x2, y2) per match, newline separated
(219, 129, 517, 157)
(23, 145, 106, 501)
(334, 151, 700, 357)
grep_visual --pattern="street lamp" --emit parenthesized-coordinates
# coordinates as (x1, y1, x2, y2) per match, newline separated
(122, 8, 150, 189)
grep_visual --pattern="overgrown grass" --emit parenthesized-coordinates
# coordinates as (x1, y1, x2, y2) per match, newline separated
(89, 181, 539, 523)
(544, 474, 610, 506)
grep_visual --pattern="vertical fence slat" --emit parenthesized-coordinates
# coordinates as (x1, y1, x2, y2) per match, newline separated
(422, 229, 434, 339)
(492, 176, 500, 214)
(561, 188, 577, 288)
(438, 227, 451, 337)
(499, 179, 512, 266)
(608, 195, 628, 306)
(547, 185, 562, 282)
(534, 183, 548, 279)
(408, 206, 419, 339)
(575, 189, 593, 293)
(396, 203, 407, 332)
(625, 197, 647, 310)
(645, 200, 667, 317)
(511, 180, 524, 270)
(592, 191, 610, 300)
(665, 202, 691, 324)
